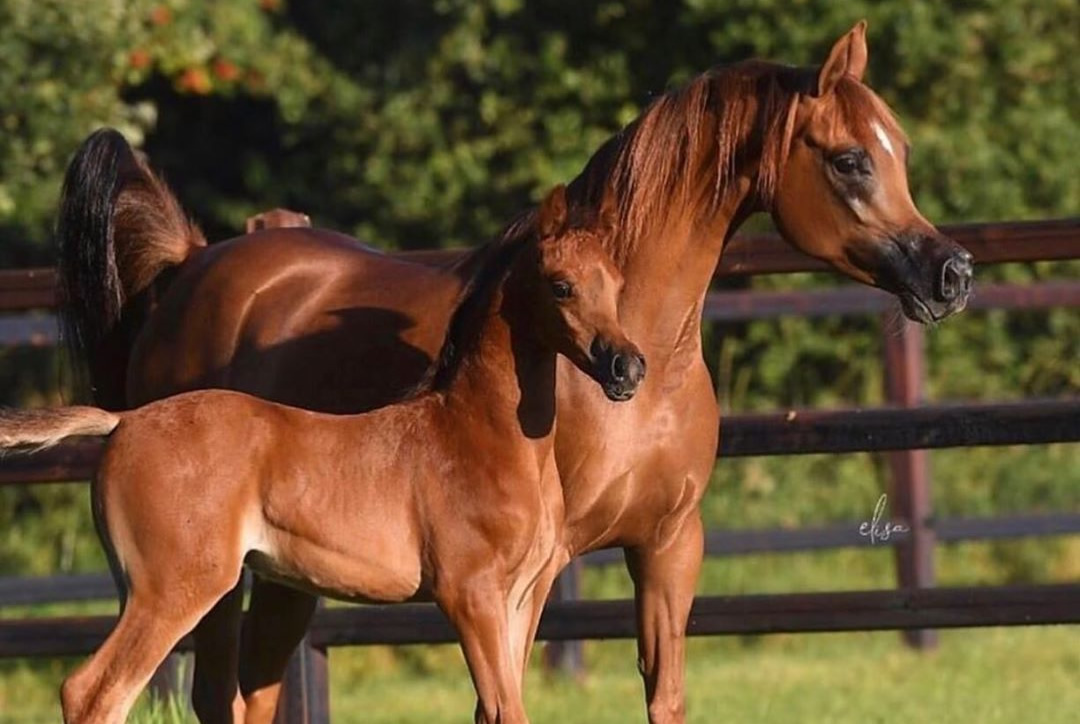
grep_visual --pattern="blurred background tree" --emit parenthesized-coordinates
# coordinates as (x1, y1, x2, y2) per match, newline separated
(2, 0, 1077, 253)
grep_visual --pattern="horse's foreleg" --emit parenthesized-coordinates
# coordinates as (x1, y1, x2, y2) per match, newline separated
(625, 511, 704, 724)
(442, 580, 530, 724)
(509, 559, 561, 687)
(237, 578, 319, 724)
(191, 581, 245, 723)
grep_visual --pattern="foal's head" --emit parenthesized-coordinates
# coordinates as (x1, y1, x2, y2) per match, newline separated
(525, 186, 645, 402)
(772, 21, 973, 323)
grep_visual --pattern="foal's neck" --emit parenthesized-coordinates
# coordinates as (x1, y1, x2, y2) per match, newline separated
(445, 279, 557, 441)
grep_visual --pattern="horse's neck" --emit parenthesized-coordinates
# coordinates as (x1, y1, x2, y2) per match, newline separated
(617, 177, 755, 357)
(445, 285, 557, 442)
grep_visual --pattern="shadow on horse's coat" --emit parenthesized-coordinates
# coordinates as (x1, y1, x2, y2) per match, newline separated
(53, 20, 972, 724)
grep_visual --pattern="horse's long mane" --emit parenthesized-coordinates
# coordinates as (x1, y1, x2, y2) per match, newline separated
(407, 210, 537, 397)
(568, 61, 818, 261)
(410, 61, 907, 398)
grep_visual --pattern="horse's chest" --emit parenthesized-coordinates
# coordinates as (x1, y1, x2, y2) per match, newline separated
(556, 360, 718, 553)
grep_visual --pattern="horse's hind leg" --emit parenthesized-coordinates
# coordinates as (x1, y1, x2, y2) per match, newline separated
(237, 578, 319, 724)
(191, 581, 246, 723)
(61, 588, 222, 724)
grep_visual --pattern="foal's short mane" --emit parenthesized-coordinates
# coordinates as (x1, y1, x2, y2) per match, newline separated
(408, 212, 537, 397)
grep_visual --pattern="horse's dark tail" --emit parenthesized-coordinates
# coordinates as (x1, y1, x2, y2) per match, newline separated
(56, 128, 206, 391)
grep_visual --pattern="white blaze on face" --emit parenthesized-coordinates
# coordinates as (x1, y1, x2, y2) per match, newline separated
(871, 121, 895, 158)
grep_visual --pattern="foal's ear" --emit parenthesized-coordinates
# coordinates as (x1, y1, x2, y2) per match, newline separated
(597, 188, 619, 233)
(537, 184, 568, 238)
(816, 20, 869, 97)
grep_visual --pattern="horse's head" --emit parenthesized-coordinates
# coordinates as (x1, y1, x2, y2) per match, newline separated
(529, 185, 645, 401)
(772, 21, 973, 323)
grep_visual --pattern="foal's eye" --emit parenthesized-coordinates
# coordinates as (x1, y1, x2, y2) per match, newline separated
(830, 151, 864, 176)
(551, 281, 573, 300)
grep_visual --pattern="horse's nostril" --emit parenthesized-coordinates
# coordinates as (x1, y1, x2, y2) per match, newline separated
(611, 354, 629, 381)
(939, 256, 972, 302)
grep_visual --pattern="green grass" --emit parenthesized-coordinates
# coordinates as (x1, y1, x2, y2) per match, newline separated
(6, 626, 1079, 723)
(324, 625, 1080, 723)
(4, 540, 1079, 722)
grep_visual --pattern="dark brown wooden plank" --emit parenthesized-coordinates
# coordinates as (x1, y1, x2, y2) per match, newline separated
(936, 513, 1080, 541)
(4, 219, 1076, 311)
(0, 438, 103, 484)
(3, 399, 1077, 485)
(6, 584, 1078, 658)
(0, 269, 55, 311)
(882, 319, 938, 648)
(718, 398, 1080, 457)
(704, 279, 1080, 321)
(2, 279, 1076, 347)
(6, 512, 1077, 609)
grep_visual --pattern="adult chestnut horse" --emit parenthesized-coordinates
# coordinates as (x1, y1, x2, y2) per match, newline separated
(57, 22, 971, 723)
(8, 186, 642, 723)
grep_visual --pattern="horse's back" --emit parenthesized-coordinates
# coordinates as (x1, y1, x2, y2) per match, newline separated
(128, 227, 467, 411)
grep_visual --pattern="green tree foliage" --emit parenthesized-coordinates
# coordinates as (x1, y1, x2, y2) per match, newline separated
(4, 0, 1077, 250)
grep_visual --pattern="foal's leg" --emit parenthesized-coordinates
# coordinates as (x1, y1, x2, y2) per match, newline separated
(441, 580, 530, 724)
(237, 578, 319, 724)
(507, 560, 561, 687)
(61, 586, 231, 724)
(191, 581, 246, 723)
(625, 511, 704, 724)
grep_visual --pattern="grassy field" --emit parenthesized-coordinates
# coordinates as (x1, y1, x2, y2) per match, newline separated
(4, 625, 1079, 723)
(3, 538, 1079, 723)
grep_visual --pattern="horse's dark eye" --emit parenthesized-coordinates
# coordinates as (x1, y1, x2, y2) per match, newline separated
(551, 281, 573, 300)
(831, 152, 862, 175)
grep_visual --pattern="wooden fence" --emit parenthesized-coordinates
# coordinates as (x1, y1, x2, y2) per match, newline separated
(1, 215, 1078, 723)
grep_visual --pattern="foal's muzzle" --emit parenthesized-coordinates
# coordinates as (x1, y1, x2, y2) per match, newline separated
(590, 339, 646, 401)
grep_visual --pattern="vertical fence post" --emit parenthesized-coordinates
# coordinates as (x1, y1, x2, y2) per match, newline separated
(543, 557, 585, 679)
(273, 635, 331, 724)
(882, 316, 938, 650)
(148, 652, 189, 707)
(244, 209, 330, 722)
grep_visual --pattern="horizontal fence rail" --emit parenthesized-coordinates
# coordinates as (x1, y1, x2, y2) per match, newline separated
(3, 399, 1076, 486)
(5, 279, 1080, 347)
(4, 584, 1079, 658)
(2, 218, 1077, 313)
(8, 511, 1080, 607)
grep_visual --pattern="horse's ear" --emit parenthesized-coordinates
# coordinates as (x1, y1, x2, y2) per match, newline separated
(816, 20, 869, 97)
(537, 184, 568, 238)
(597, 188, 619, 232)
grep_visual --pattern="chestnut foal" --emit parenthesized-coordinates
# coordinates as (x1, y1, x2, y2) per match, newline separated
(0, 186, 644, 724)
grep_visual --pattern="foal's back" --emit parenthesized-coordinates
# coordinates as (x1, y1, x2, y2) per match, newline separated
(100, 388, 452, 602)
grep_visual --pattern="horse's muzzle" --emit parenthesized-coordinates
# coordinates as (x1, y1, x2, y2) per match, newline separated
(591, 339, 646, 401)
(877, 232, 975, 324)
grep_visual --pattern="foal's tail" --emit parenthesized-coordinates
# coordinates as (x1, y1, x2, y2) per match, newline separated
(0, 407, 121, 454)
(56, 128, 205, 388)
